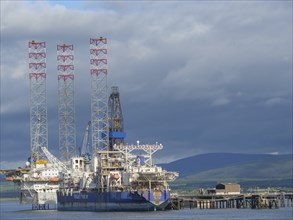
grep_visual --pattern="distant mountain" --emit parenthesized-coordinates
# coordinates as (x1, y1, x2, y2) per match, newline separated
(160, 153, 293, 188)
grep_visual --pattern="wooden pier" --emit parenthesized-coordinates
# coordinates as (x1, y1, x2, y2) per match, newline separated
(167, 193, 293, 210)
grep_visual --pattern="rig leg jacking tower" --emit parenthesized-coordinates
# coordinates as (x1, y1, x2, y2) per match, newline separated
(90, 37, 109, 156)
(28, 41, 48, 165)
(57, 44, 76, 162)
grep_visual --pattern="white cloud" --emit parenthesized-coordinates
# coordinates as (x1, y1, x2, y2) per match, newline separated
(2, 60, 27, 80)
(211, 97, 230, 106)
(264, 97, 290, 106)
(0, 1, 292, 163)
(0, 160, 26, 170)
(266, 152, 279, 155)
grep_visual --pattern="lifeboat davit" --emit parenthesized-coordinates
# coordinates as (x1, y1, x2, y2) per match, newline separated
(49, 177, 60, 182)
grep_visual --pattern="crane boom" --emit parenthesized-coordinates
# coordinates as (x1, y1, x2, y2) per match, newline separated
(41, 146, 68, 172)
(80, 121, 91, 157)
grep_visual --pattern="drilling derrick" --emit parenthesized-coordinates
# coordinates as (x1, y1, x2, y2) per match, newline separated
(57, 44, 76, 162)
(90, 37, 109, 156)
(108, 86, 126, 150)
(28, 41, 48, 165)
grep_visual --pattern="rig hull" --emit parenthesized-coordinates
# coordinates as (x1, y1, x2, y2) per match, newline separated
(57, 190, 170, 211)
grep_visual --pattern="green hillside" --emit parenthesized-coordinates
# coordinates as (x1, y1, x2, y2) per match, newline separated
(165, 153, 293, 189)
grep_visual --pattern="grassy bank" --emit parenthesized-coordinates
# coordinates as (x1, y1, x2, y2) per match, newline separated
(0, 197, 19, 201)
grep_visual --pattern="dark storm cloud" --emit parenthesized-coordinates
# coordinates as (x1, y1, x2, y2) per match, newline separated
(1, 1, 292, 168)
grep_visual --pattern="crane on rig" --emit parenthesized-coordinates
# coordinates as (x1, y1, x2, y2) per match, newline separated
(79, 121, 91, 160)
(41, 146, 68, 172)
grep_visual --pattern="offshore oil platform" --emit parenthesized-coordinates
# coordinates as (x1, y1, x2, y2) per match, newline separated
(2, 38, 178, 211)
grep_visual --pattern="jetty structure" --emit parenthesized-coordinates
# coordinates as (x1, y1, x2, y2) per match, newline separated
(2, 37, 179, 211)
(169, 191, 293, 210)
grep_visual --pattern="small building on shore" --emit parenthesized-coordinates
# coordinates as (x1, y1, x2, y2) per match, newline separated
(215, 183, 241, 195)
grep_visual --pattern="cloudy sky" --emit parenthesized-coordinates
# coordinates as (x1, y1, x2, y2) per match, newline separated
(1, 1, 292, 169)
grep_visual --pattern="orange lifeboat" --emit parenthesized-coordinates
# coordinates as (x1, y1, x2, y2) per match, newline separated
(49, 177, 60, 182)
(5, 177, 13, 181)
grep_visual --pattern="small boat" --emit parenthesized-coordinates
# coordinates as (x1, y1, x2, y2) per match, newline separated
(5, 177, 13, 181)
(49, 177, 60, 182)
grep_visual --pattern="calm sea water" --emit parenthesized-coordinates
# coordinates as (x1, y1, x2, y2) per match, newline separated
(1, 200, 292, 220)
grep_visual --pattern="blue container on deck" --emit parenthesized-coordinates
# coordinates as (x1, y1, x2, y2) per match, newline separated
(109, 132, 126, 139)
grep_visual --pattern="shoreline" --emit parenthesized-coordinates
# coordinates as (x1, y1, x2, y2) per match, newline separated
(0, 197, 19, 201)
